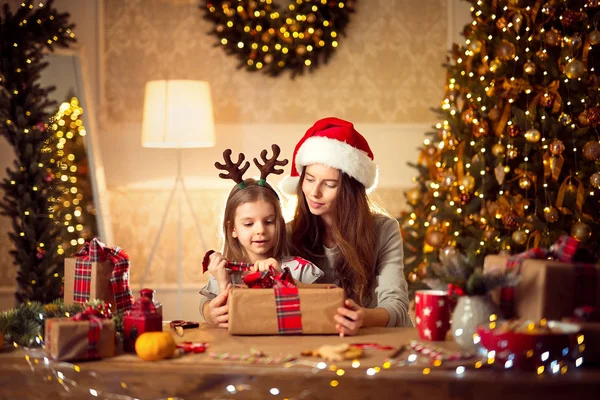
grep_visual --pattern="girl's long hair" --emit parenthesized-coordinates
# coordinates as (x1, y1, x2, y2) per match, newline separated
(290, 169, 377, 305)
(222, 179, 288, 262)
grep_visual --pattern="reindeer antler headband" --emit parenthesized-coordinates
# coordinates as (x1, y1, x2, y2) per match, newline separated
(215, 144, 288, 190)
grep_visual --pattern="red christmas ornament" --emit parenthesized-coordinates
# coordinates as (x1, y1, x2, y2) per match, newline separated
(561, 10, 584, 27)
(459, 192, 471, 205)
(507, 124, 521, 137)
(588, 106, 600, 126)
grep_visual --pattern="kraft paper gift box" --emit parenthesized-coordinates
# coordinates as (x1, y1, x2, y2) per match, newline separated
(64, 237, 134, 313)
(44, 317, 116, 361)
(483, 254, 600, 322)
(228, 283, 345, 335)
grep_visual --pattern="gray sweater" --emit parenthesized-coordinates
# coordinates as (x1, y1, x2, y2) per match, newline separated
(309, 214, 413, 327)
(199, 214, 413, 328)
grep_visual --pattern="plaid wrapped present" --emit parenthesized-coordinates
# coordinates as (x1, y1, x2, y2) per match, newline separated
(64, 237, 134, 313)
(229, 267, 343, 335)
(44, 306, 115, 361)
(484, 235, 600, 321)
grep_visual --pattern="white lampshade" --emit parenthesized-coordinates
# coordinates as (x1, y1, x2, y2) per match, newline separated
(141, 80, 216, 148)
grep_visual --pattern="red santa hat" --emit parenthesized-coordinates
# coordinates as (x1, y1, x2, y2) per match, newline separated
(279, 117, 378, 195)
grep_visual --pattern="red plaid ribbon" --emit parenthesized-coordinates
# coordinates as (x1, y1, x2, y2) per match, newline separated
(500, 235, 584, 318)
(202, 250, 253, 274)
(71, 306, 108, 359)
(74, 237, 134, 313)
(242, 267, 303, 335)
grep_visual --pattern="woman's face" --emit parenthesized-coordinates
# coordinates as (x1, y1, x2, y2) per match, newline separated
(301, 164, 340, 219)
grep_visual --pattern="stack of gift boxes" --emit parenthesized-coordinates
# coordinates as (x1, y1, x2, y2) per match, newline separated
(483, 236, 600, 363)
(44, 238, 163, 361)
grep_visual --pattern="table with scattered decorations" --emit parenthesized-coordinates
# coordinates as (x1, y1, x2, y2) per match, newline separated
(0, 324, 598, 400)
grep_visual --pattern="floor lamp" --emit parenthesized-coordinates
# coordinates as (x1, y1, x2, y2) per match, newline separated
(139, 80, 216, 319)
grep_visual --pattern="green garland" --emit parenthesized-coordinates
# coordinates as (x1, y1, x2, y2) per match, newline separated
(200, 0, 356, 77)
(0, 300, 124, 347)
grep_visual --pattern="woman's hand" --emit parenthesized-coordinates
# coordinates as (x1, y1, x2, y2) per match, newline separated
(252, 258, 281, 273)
(207, 251, 230, 293)
(334, 299, 365, 337)
(205, 284, 231, 328)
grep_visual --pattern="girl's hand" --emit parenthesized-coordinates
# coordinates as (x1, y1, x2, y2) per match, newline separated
(207, 251, 230, 293)
(206, 284, 231, 328)
(334, 299, 365, 337)
(252, 258, 281, 273)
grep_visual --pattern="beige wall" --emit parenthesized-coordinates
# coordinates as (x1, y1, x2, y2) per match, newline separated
(0, 0, 472, 316)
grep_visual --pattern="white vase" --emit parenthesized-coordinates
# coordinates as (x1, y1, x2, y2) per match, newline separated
(451, 295, 500, 352)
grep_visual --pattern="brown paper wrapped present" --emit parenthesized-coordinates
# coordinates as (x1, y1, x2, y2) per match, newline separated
(484, 254, 600, 321)
(63, 238, 134, 313)
(229, 283, 344, 335)
(44, 317, 116, 361)
(64, 257, 116, 309)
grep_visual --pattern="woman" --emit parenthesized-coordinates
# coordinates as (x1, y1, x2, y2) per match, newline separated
(280, 117, 413, 336)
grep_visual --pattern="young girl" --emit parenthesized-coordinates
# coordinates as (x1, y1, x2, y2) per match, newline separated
(280, 117, 413, 335)
(199, 145, 323, 328)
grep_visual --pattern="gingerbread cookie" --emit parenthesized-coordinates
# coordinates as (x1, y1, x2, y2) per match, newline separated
(301, 343, 364, 362)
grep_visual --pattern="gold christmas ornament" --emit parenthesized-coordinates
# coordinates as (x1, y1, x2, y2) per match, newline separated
(564, 59, 586, 79)
(550, 139, 565, 155)
(488, 107, 501, 121)
(296, 45, 307, 55)
(483, 229, 498, 240)
(578, 110, 590, 126)
(408, 272, 418, 283)
(497, 40, 516, 60)
(523, 60, 537, 75)
(590, 172, 600, 189)
(496, 17, 508, 30)
(582, 141, 600, 161)
(461, 175, 476, 191)
(406, 187, 423, 205)
(425, 230, 445, 248)
(442, 170, 456, 187)
(571, 221, 592, 242)
(564, 34, 582, 50)
(492, 143, 506, 156)
(545, 30, 561, 47)
(512, 230, 527, 245)
(507, 148, 519, 159)
(518, 175, 532, 189)
(558, 113, 573, 126)
(462, 108, 475, 124)
(524, 128, 541, 143)
(590, 30, 600, 45)
(468, 40, 483, 54)
(543, 206, 559, 223)
(490, 58, 502, 73)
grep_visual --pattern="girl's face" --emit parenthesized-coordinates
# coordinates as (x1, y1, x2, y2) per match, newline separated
(231, 200, 277, 263)
(301, 164, 340, 220)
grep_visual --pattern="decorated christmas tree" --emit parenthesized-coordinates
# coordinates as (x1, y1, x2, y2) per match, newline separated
(0, 1, 75, 304)
(50, 96, 98, 257)
(401, 0, 600, 287)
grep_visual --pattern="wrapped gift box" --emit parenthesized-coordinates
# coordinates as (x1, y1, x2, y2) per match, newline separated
(483, 255, 600, 321)
(64, 257, 116, 309)
(64, 238, 134, 313)
(44, 318, 116, 361)
(228, 283, 344, 335)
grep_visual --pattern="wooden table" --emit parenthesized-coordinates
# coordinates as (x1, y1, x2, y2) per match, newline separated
(0, 324, 598, 399)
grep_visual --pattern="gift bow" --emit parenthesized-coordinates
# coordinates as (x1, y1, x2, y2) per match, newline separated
(74, 237, 134, 313)
(202, 250, 253, 274)
(242, 267, 302, 335)
(71, 306, 110, 359)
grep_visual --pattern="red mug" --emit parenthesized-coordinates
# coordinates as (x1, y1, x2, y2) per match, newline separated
(415, 290, 451, 341)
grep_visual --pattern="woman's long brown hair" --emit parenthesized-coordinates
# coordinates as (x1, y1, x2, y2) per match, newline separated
(290, 169, 377, 305)
(223, 178, 288, 263)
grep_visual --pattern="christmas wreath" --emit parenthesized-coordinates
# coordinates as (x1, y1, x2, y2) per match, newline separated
(200, 0, 356, 77)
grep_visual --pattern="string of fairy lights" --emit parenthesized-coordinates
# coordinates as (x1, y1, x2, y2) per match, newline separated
(200, 0, 356, 77)
(48, 97, 97, 257)
(404, 0, 600, 281)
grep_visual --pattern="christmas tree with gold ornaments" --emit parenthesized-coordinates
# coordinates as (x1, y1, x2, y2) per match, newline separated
(49, 96, 98, 257)
(400, 0, 600, 288)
